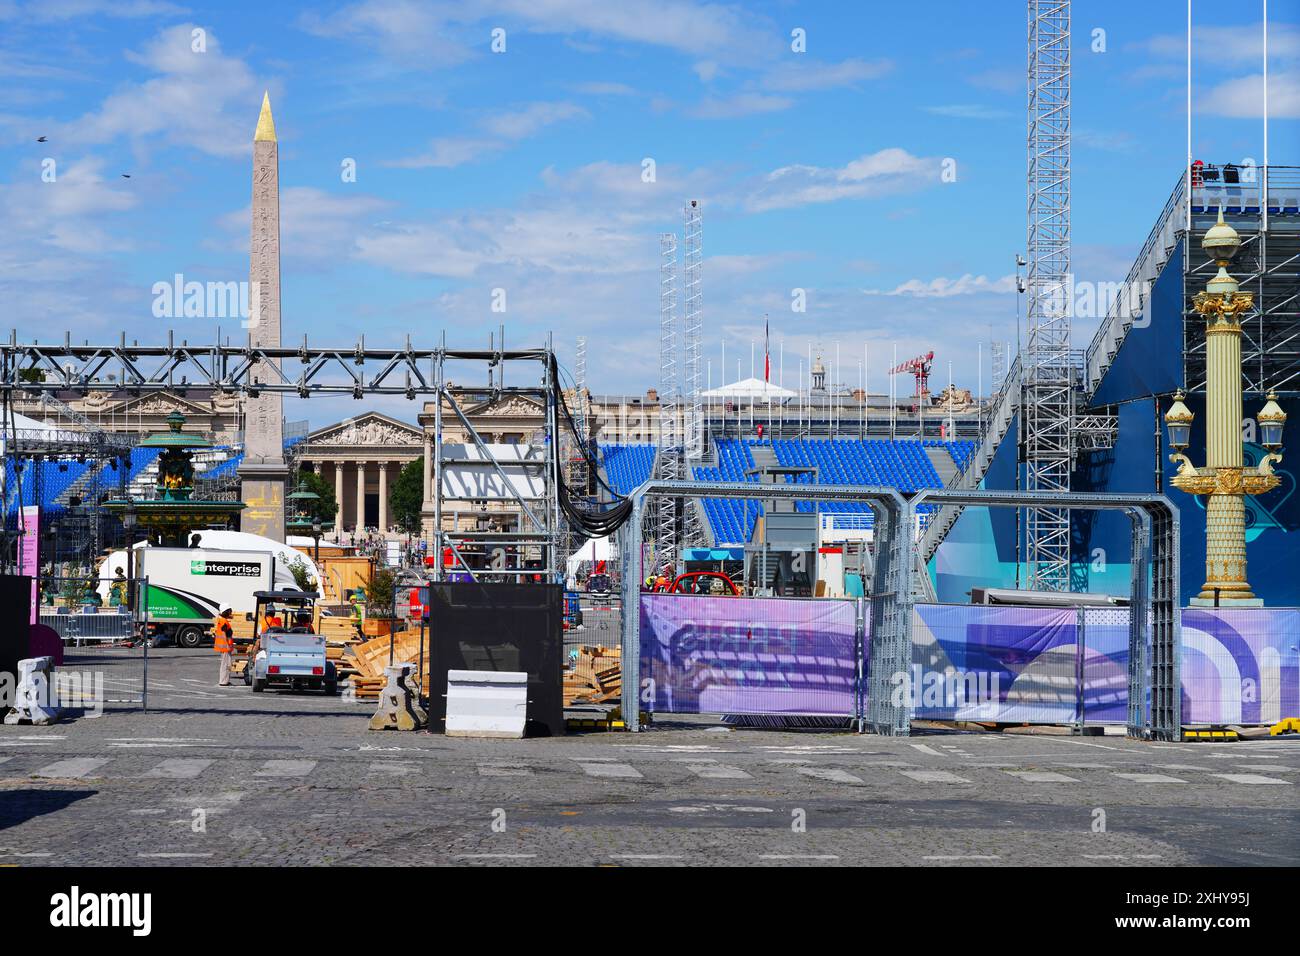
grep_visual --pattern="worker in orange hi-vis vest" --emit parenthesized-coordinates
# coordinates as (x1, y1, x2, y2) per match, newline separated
(214, 608, 235, 686)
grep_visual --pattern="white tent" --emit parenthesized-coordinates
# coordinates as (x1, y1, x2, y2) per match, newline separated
(565, 534, 612, 584)
(701, 377, 796, 401)
(5, 412, 78, 442)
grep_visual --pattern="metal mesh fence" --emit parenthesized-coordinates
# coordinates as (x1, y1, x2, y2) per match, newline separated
(1080, 607, 1130, 725)
(35, 575, 148, 711)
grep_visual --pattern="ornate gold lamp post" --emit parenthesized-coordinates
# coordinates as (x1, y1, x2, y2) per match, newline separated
(1165, 211, 1287, 606)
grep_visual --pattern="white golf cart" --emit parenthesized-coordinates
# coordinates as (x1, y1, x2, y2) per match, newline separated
(244, 590, 337, 695)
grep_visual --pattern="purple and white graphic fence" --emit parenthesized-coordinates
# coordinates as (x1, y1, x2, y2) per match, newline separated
(639, 594, 858, 717)
(637, 595, 1299, 726)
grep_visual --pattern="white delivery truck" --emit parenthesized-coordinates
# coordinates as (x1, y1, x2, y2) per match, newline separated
(135, 547, 275, 648)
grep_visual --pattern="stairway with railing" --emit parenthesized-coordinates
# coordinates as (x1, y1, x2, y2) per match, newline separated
(918, 354, 1023, 564)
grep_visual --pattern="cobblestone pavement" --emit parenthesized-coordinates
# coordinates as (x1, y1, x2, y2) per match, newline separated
(1, 649, 1296, 866)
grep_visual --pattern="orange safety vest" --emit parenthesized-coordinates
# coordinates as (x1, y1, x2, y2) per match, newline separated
(214, 620, 234, 654)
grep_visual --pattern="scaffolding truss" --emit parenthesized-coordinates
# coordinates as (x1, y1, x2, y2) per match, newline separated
(0, 335, 577, 581)
(1024, 0, 1073, 590)
(656, 233, 681, 570)
(1184, 167, 1300, 395)
(682, 201, 705, 547)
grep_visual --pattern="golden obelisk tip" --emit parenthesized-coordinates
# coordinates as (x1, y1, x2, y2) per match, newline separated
(254, 91, 276, 142)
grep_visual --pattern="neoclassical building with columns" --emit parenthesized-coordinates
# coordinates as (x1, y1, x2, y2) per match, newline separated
(301, 396, 550, 543)
(298, 412, 423, 536)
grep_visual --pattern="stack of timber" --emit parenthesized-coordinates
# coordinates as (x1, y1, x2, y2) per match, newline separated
(563, 645, 621, 705)
(345, 627, 429, 700)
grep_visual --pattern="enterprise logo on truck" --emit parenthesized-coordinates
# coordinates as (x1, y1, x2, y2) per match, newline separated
(190, 559, 263, 577)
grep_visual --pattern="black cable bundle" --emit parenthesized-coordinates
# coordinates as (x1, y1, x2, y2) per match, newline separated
(549, 354, 635, 539)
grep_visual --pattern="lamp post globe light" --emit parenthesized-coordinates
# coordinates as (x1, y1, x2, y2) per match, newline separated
(1165, 209, 1287, 607)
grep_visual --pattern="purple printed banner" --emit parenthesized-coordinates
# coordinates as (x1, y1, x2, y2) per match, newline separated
(639, 594, 857, 716)
(910, 604, 1079, 723)
(637, 597, 1300, 726)
(911, 604, 1300, 726)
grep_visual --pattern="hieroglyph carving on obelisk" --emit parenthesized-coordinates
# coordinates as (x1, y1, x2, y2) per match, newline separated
(237, 91, 289, 541)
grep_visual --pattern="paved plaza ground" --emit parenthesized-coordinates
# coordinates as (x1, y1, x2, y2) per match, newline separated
(1, 647, 1296, 867)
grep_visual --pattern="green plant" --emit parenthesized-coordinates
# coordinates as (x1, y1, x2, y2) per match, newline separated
(292, 468, 338, 525)
(388, 459, 424, 535)
(366, 566, 398, 619)
(287, 555, 318, 592)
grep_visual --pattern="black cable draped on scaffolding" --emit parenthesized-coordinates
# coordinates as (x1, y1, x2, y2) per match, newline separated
(548, 354, 634, 539)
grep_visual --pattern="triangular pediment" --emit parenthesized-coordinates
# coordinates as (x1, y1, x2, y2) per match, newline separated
(459, 394, 545, 419)
(96, 392, 222, 417)
(308, 411, 422, 447)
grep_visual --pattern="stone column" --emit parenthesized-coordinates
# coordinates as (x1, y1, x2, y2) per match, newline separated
(355, 461, 367, 531)
(333, 462, 344, 538)
(237, 92, 289, 542)
(378, 461, 389, 535)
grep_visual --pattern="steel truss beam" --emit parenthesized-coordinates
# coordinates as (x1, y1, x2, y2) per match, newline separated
(0, 331, 548, 396)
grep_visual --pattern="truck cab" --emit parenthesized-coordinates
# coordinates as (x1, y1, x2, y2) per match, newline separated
(245, 591, 335, 695)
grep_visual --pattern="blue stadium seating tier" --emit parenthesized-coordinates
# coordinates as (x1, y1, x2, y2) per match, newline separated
(2, 458, 91, 519)
(599, 437, 970, 546)
(601, 444, 656, 496)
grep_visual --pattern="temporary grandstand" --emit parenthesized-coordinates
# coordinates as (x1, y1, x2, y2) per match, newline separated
(602, 436, 977, 548)
(923, 165, 1300, 606)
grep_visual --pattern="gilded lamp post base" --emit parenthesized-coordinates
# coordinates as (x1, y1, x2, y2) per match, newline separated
(1169, 465, 1279, 608)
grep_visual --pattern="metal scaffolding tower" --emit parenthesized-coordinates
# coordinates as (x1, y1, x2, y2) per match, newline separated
(567, 335, 590, 520)
(656, 233, 681, 568)
(1024, 0, 1073, 590)
(682, 201, 705, 546)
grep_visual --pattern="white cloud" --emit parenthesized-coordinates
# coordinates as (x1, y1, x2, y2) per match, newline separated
(690, 92, 793, 119)
(1143, 23, 1300, 66)
(743, 148, 937, 213)
(301, 0, 777, 67)
(0, 0, 186, 20)
(570, 81, 636, 96)
(299, 0, 474, 67)
(867, 273, 1017, 298)
(219, 187, 393, 263)
(1199, 71, 1300, 118)
(924, 104, 1012, 120)
(63, 24, 263, 158)
(388, 100, 588, 168)
(1, 156, 137, 255)
(761, 57, 893, 93)
(491, 0, 776, 62)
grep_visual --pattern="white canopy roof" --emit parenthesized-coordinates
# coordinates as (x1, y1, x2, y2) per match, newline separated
(702, 377, 797, 400)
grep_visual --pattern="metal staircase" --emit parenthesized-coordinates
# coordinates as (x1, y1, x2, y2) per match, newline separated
(918, 355, 1023, 564)
(1084, 174, 1186, 398)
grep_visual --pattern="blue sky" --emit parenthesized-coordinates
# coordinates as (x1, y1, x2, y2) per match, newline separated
(0, 0, 1295, 429)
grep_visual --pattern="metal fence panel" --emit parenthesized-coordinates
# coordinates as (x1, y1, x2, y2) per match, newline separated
(639, 593, 858, 717)
(1181, 608, 1300, 725)
(34, 575, 148, 711)
(910, 604, 1078, 723)
(1079, 607, 1130, 724)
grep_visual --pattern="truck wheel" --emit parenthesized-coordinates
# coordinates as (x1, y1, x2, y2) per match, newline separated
(323, 663, 338, 696)
(177, 626, 203, 649)
(252, 677, 265, 693)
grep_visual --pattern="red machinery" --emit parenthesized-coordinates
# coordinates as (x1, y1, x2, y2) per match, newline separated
(889, 351, 935, 407)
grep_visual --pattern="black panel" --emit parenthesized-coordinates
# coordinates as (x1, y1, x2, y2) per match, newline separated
(426, 582, 564, 737)
(0, 575, 32, 698)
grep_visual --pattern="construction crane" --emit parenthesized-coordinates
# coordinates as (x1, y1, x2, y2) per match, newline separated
(889, 351, 934, 408)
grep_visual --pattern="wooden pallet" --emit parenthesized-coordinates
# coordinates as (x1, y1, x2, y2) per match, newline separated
(564, 645, 621, 705)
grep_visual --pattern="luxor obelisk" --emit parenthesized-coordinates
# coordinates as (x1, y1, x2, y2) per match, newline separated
(238, 92, 288, 541)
